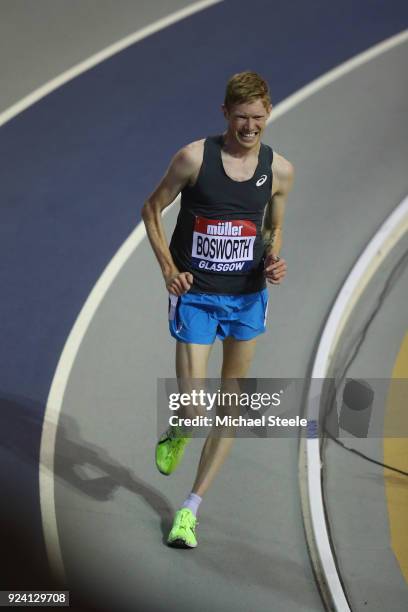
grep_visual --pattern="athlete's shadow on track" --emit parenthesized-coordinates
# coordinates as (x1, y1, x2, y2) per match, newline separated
(55, 414, 174, 538)
(0, 395, 173, 540)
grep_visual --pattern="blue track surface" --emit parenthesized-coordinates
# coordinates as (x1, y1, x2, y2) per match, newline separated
(1, 0, 407, 582)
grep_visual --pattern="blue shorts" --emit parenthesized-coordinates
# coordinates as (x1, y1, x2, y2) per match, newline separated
(168, 289, 269, 344)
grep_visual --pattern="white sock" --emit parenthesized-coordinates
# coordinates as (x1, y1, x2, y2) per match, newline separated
(182, 492, 202, 517)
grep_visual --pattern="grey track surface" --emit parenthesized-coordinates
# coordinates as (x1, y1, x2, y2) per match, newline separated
(52, 42, 408, 611)
(0, 0, 195, 113)
(324, 235, 408, 612)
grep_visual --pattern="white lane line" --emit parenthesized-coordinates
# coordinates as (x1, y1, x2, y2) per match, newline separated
(0, 0, 222, 128)
(300, 196, 408, 611)
(269, 29, 408, 122)
(40, 29, 408, 586)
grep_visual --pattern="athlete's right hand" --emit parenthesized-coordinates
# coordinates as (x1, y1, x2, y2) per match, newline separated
(165, 272, 193, 296)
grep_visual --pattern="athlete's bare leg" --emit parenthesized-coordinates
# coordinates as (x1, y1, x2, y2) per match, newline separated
(220, 336, 258, 380)
(191, 337, 257, 497)
(174, 341, 213, 425)
(175, 341, 212, 379)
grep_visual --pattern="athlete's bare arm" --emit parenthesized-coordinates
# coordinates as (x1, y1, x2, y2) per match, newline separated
(142, 141, 204, 295)
(262, 152, 294, 284)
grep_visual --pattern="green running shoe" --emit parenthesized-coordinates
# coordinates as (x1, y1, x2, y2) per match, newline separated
(155, 427, 190, 475)
(167, 508, 198, 548)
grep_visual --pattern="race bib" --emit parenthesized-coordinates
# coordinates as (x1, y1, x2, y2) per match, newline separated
(191, 217, 256, 272)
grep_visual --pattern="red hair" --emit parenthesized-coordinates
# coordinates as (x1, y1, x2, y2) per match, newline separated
(224, 71, 271, 111)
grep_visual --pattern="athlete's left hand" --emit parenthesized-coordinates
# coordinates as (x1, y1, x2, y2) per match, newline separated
(264, 254, 287, 284)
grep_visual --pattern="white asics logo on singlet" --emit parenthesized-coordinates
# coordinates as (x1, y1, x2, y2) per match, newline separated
(256, 174, 267, 187)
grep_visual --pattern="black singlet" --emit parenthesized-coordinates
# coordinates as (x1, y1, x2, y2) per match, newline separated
(169, 135, 273, 294)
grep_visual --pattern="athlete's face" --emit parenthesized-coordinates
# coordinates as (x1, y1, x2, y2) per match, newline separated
(223, 98, 272, 149)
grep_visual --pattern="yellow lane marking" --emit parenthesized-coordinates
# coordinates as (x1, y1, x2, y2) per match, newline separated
(384, 332, 408, 582)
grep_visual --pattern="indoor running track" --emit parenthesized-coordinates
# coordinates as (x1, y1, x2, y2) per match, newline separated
(1, 1, 408, 610)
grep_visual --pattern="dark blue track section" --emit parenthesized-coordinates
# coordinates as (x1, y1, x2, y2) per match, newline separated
(0, 0, 407, 582)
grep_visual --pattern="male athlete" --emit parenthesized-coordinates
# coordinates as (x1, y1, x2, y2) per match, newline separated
(142, 72, 293, 548)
